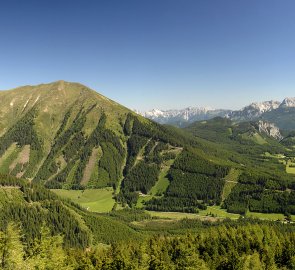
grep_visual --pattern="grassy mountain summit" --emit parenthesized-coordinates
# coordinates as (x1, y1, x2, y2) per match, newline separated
(0, 80, 128, 139)
(0, 81, 133, 186)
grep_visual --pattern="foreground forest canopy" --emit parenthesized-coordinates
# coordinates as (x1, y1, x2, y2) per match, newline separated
(0, 168, 295, 269)
(0, 176, 295, 269)
(1, 219, 295, 269)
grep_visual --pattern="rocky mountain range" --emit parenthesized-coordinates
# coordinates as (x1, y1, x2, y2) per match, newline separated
(135, 107, 230, 127)
(139, 98, 295, 130)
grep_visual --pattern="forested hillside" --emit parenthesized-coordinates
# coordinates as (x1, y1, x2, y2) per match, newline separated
(1, 82, 295, 216)
(184, 117, 295, 215)
(1, 83, 295, 269)
(0, 81, 231, 213)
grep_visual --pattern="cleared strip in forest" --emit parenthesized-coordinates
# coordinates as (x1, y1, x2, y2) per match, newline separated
(221, 168, 240, 201)
(149, 147, 183, 196)
(0, 143, 17, 168)
(81, 147, 101, 186)
(9, 145, 30, 171)
(134, 138, 152, 166)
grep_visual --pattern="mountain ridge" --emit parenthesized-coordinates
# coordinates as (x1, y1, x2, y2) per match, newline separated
(139, 97, 295, 129)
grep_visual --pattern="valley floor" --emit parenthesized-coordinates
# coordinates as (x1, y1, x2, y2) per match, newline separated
(53, 188, 295, 223)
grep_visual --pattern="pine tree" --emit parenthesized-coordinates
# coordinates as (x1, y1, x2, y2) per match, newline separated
(0, 223, 26, 270)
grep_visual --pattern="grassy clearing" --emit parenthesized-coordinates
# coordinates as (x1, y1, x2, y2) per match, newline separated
(0, 143, 19, 174)
(222, 169, 240, 201)
(148, 211, 201, 220)
(148, 205, 240, 220)
(264, 152, 286, 159)
(286, 160, 295, 174)
(149, 160, 173, 196)
(252, 133, 267, 145)
(246, 211, 285, 221)
(136, 194, 154, 208)
(81, 147, 101, 186)
(199, 206, 240, 219)
(199, 206, 288, 221)
(52, 188, 115, 213)
(148, 207, 287, 222)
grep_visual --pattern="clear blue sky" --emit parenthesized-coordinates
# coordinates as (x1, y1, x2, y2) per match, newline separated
(1, 0, 295, 110)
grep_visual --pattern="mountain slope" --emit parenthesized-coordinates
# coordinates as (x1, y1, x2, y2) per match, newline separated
(0, 81, 131, 187)
(0, 81, 232, 212)
(184, 117, 295, 214)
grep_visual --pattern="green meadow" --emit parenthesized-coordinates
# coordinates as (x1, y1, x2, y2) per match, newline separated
(52, 188, 115, 213)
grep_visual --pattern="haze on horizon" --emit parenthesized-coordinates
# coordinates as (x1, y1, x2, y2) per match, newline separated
(0, 0, 294, 111)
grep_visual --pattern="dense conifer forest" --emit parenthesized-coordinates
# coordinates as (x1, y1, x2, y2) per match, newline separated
(0, 175, 295, 269)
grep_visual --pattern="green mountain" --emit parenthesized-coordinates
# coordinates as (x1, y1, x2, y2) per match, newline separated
(0, 80, 130, 183)
(0, 81, 230, 212)
(1, 82, 295, 216)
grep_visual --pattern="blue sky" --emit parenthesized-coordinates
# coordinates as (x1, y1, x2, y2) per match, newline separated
(0, 0, 295, 110)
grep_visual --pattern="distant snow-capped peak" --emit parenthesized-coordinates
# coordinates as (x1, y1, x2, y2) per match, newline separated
(137, 97, 295, 126)
(245, 100, 281, 113)
(141, 106, 215, 119)
(144, 109, 165, 117)
(136, 106, 230, 126)
(280, 97, 295, 108)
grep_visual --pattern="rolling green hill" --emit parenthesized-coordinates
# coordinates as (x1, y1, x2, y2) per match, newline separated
(184, 117, 295, 215)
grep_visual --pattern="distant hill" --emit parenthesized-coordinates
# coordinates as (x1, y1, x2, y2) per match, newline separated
(183, 117, 295, 214)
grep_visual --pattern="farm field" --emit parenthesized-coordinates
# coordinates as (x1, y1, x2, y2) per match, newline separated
(52, 188, 115, 212)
